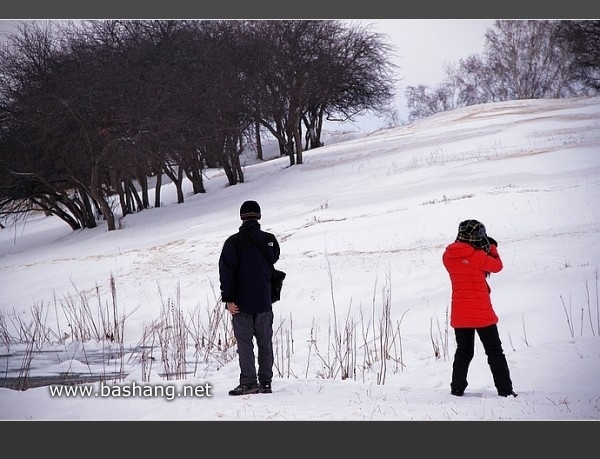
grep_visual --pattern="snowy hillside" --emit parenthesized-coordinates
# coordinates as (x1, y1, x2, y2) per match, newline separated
(1, 95, 599, 420)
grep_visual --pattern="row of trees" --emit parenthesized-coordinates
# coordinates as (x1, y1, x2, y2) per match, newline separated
(0, 20, 396, 231)
(405, 20, 600, 121)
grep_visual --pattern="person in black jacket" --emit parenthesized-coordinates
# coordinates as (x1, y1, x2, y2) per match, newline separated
(219, 200, 281, 395)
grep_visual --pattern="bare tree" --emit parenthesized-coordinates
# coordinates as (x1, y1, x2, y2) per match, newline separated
(0, 21, 101, 230)
(303, 21, 397, 149)
(246, 20, 396, 166)
(484, 20, 579, 100)
(555, 20, 600, 92)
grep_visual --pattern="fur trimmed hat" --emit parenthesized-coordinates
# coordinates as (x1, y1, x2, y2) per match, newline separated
(456, 219, 490, 252)
(240, 200, 261, 221)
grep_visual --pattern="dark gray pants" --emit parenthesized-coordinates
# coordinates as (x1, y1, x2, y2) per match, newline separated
(232, 310, 274, 386)
(451, 324, 513, 395)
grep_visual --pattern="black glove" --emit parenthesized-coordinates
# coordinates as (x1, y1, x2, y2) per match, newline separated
(487, 236, 498, 247)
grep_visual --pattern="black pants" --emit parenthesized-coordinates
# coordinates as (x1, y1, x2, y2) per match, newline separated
(451, 324, 513, 394)
(232, 310, 274, 386)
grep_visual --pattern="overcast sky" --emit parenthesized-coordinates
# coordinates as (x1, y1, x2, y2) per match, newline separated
(345, 19, 495, 128)
(354, 20, 494, 85)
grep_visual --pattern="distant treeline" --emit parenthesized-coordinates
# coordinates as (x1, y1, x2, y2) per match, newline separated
(405, 20, 600, 121)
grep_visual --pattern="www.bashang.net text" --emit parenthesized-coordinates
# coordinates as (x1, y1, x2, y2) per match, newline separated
(48, 381, 212, 401)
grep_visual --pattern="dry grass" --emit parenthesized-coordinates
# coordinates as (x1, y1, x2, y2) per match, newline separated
(1, 266, 597, 390)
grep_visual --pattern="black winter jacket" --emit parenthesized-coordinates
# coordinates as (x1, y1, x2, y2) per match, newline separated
(219, 219, 280, 313)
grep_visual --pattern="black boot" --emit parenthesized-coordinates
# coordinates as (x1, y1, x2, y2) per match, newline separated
(229, 383, 259, 396)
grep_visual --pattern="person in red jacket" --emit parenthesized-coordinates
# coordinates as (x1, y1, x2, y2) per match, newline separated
(442, 219, 517, 398)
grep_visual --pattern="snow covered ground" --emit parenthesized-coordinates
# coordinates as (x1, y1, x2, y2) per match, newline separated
(1, 96, 599, 421)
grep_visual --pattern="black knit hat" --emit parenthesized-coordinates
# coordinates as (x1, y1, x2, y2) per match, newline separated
(240, 200, 261, 220)
(456, 219, 490, 252)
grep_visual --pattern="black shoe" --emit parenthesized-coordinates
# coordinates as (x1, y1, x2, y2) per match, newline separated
(259, 382, 272, 394)
(498, 390, 518, 397)
(228, 384, 259, 396)
(451, 389, 464, 396)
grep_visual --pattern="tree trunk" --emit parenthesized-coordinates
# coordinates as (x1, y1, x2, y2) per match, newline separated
(90, 161, 116, 231)
(127, 179, 143, 211)
(154, 156, 165, 208)
(163, 163, 185, 204)
(154, 170, 162, 208)
(136, 170, 150, 209)
(254, 118, 263, 160)
(293, 126, 303, 165)
(78, 187, 98, 228)
(115, 179, 129, 217)
(31, 196, 82, 230)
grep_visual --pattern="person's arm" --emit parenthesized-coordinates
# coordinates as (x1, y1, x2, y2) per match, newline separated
(272, 236, 281, 264)
(483, 243, 503, 273)
(219, 236, 238, 305)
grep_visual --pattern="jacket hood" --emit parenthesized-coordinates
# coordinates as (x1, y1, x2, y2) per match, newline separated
(444, 241, 477, 259)
(239, 219, 261, 231)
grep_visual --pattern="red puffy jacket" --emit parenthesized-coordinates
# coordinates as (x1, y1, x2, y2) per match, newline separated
(442, 241, 503, 328)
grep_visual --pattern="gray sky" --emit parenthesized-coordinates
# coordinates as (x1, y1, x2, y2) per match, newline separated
(346, 19, 495, 129)
(0, 19, 19, 38)
(362, 20, 494, 86)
